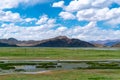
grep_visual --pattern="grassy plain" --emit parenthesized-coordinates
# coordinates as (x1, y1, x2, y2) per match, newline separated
(0, 69, 120, 80)
(0, 47, 119, 60)
(0, 47, 120, 80)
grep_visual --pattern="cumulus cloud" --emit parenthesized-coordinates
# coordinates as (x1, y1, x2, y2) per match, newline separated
(65, 21, 120, 41)
(57, 26, 67, 32)
(36, 15, 48, 25)
(36, 15, 56, 29)
(25, 18, 37, 23)
(59, 12, 76, 20)
(52, 1, 64, 8)
(0, 0, 54, 10)
(0, 0, 120, 41)
(0, 21, 120, 41)
(76, 8, 120, 21)
(0, 0, 20, 10)
(63, 0, 117, 12)
(65, 0, 91, 12)
(0, 10, 22, 22)
(0, 10, 37, 24)
(53, 0, 120, 24)
(113, 0, 120, 5)
(106, 17, 120, 26)
(0, 23, 57, 40)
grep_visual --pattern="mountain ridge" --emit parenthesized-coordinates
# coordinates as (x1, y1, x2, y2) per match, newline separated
(0, 36, 94, 47)
(89, 39, 120, 47)
(112, 42, 120, 47)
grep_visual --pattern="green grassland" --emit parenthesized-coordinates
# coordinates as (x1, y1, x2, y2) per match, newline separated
(0, 47, 119, 60)
(0, 47, 120, 80)
(0, 69, 120, 80)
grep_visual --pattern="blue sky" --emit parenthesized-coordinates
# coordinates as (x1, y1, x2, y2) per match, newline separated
(0, 0, 120, 41)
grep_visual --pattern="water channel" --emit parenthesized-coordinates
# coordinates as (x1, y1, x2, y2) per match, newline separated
(0, 60, 120, 74)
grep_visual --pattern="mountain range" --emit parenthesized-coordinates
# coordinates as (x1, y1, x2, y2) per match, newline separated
(0, 36, 94, 47)
(112, 43, 120, 47)
(0, 36, 119, 47)
(90, 39, 120, 47)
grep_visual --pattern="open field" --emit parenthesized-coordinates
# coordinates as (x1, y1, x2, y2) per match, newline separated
(0, 47, 119, 60)
(0, 69, 120, 80)
(0, 47, 120, 80)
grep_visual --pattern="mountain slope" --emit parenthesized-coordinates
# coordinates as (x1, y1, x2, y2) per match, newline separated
(0, 38, 20, 45)
(0, 43, 17, 47)
(90, 39, 120, 47)
(0, 36, 95, 47)
(112, 43, 120, 47)
(34, 36, 95, 47)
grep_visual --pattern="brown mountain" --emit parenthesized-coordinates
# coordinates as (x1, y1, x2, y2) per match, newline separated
(0, 36, 95, 47)
(34, 36, 95, 47)
(93, 43, 106, 47)
(0, 38, 39, 46)
(0, 38, 19, 45)
(112, 43, 120, 47)
(90, 39, 120, 47)
(0, 42, 17, 47)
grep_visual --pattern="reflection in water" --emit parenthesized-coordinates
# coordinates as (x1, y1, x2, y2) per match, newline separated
(0, 60, 120, 74)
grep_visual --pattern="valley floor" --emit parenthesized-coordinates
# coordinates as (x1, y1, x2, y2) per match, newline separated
(0, 47, 120, 80)
(0, 47, 119, 60)
(0, 69, 120, 80)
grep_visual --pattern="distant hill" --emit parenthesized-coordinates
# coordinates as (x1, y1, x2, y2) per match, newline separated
(104, 41, 120, 46)
(92, 43, 106, 48)
(34, 36, 95, 47)
(112, 43, 120, 47)
(0, 38, 39, 47)
(0, 38, 20, 45)
(0, 36, 95, 47)
(90, 39, 120, 47)
(1, 36, 120, 47)
(0, 42, 17, 47)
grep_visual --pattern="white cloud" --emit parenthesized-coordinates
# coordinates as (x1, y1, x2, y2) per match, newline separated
(0, 10, 37, 23)
(65, 0, 91, 12)
(91, 0, 112, 8)
(36, 15, 48, 25)
(0, 21, 120, 41)
(25, 18, 37, 22)
(52, 1, 64, 8)
(113, 0, 120, 5)
(57, 26, 67, 32)
(0, 23, 57, 40)
(76, 8, 116, 21)
(47, 19, 56, 25)
(36, 15, 56, 28)
(53, 0, 120, 24)
(0, 10, 22, 22)
(0, 0, 54, 10)
(0, 0, 20, 10)
(0, 0, 120, 41)
(66, 21, 120, 41)
(59, 12, 76, 20)
(63, 0, 115, 12)
(106, 17, 120, 26)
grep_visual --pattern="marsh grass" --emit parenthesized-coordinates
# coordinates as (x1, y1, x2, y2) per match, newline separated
(0, 69, 120, 80)
(0, 62, 57, 70)
(0, 47, 119, 60)
(0, 48, 120, 80)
